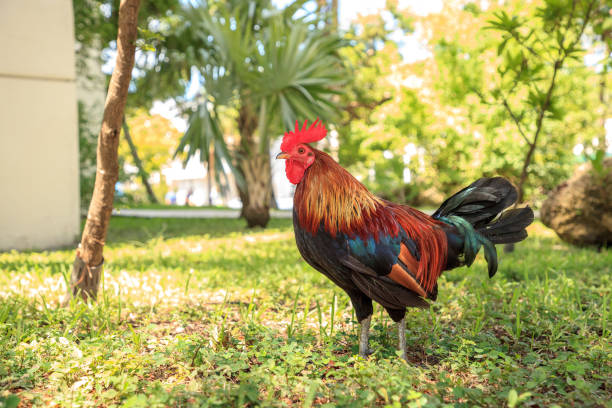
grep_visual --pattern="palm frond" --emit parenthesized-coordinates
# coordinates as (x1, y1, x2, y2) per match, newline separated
(175, 100, 245, 191)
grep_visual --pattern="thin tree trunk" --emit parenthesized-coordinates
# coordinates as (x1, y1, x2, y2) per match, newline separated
(506, 2, 595, 252)
(331, 0, 338, 29)
(599, 44, 609, 153)
(507, 62, 560, 253)
(515, 61, 562, 204)
(516, 142, 537, 204)
(317, 0, 338, 31)
(270, 184, 279, 210)
(66, 0, 141, 302)
(207, 156, 212, 206)
(122, 118, 158, 204)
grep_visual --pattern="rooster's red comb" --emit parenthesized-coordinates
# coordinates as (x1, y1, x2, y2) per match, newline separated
(280, 119, 327, 152)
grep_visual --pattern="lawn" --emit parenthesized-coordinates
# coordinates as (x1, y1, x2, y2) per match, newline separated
(114, 204, 233, 211)
(0, 217, 610, 407)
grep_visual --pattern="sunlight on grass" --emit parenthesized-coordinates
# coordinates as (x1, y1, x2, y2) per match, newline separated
(0, 218, 610, 407)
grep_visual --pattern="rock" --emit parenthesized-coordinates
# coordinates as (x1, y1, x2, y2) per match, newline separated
(540, 157, 612, 247)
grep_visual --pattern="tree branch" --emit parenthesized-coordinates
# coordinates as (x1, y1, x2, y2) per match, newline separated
(342, 93, 392, 124)
(122, 117, 158, 204)
(501, 97, 530, 145)
(516, 0, 597, 202)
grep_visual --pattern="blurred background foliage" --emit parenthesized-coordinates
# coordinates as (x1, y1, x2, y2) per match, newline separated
(74, 0, 611, 213)
(120, 110, 178, 180)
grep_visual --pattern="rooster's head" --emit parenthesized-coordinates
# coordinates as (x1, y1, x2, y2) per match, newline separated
(276, 119, 327, 184)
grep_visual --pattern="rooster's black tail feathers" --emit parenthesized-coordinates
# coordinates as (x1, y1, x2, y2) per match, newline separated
(433, 177, 519, 226)
(477, 206, 534, 244)
(433, 177, 534, 277)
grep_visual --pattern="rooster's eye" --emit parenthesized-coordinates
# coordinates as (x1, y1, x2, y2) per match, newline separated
(298, 147, 305, 154)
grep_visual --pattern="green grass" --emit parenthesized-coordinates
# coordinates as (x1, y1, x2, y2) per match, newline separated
(115, 203, 233, 211)
(0, 218, 610, 407)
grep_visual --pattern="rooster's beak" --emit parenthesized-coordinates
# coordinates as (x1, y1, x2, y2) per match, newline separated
(276, 152, 290, 160)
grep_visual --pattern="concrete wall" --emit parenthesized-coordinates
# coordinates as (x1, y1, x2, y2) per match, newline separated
(0, 0, 80, 250)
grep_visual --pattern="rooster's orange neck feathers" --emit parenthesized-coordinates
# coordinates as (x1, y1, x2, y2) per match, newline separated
(294, 149, 393, 239)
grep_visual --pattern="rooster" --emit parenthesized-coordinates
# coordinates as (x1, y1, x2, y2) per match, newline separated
(276, 119, 534, 360)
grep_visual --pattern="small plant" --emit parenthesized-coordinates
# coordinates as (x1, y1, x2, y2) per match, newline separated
(286, 288, 301, 339)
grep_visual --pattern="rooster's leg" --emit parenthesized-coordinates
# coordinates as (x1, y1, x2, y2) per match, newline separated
(358, 315, 372, 357)
(398, 317, 408, 361)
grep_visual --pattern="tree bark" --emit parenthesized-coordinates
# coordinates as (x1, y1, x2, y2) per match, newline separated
(67, 0, 141, 302)
(599, 43, 609, 154)
(122, 117, 158, 204)
(237, 182, 249, 218)
(507, 2, 595, 253)
(507, 61, 561, 253)
(515, 61, 561, 204)
(240, 153, 271, 228)
(330, 0, 338, 29)
(207, 159, 213, 206)
(236, 101, 259, 221)
(514, 0, 596, 202)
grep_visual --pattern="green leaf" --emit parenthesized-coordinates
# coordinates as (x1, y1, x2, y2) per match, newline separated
(0, 395, 20, 408)
(498, 37, 509, 55)
(507, 389, 518, 408)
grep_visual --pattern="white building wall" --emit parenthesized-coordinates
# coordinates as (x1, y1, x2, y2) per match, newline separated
(0, 0, 80, 250)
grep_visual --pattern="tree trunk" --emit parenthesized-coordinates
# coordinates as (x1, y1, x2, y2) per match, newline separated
(207, 159, 213, 206)
(515, 140, 537, 204)
(240, 153, 271, 228)
(507, 63, 559, 252)
(237, 183, 249, 219)
(236, 101, 258, 220)
(330, 0, 338, 29)
(317, 0, 338, 30)
(122, 118, 158, 204)
(66, 0, 141, 302)
(270, 185, 279, 210)
(599, 44, 609, 153)
(515, 62, 561, 204)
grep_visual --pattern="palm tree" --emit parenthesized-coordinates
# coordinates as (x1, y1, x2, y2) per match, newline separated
(169, 0, 347, 226)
